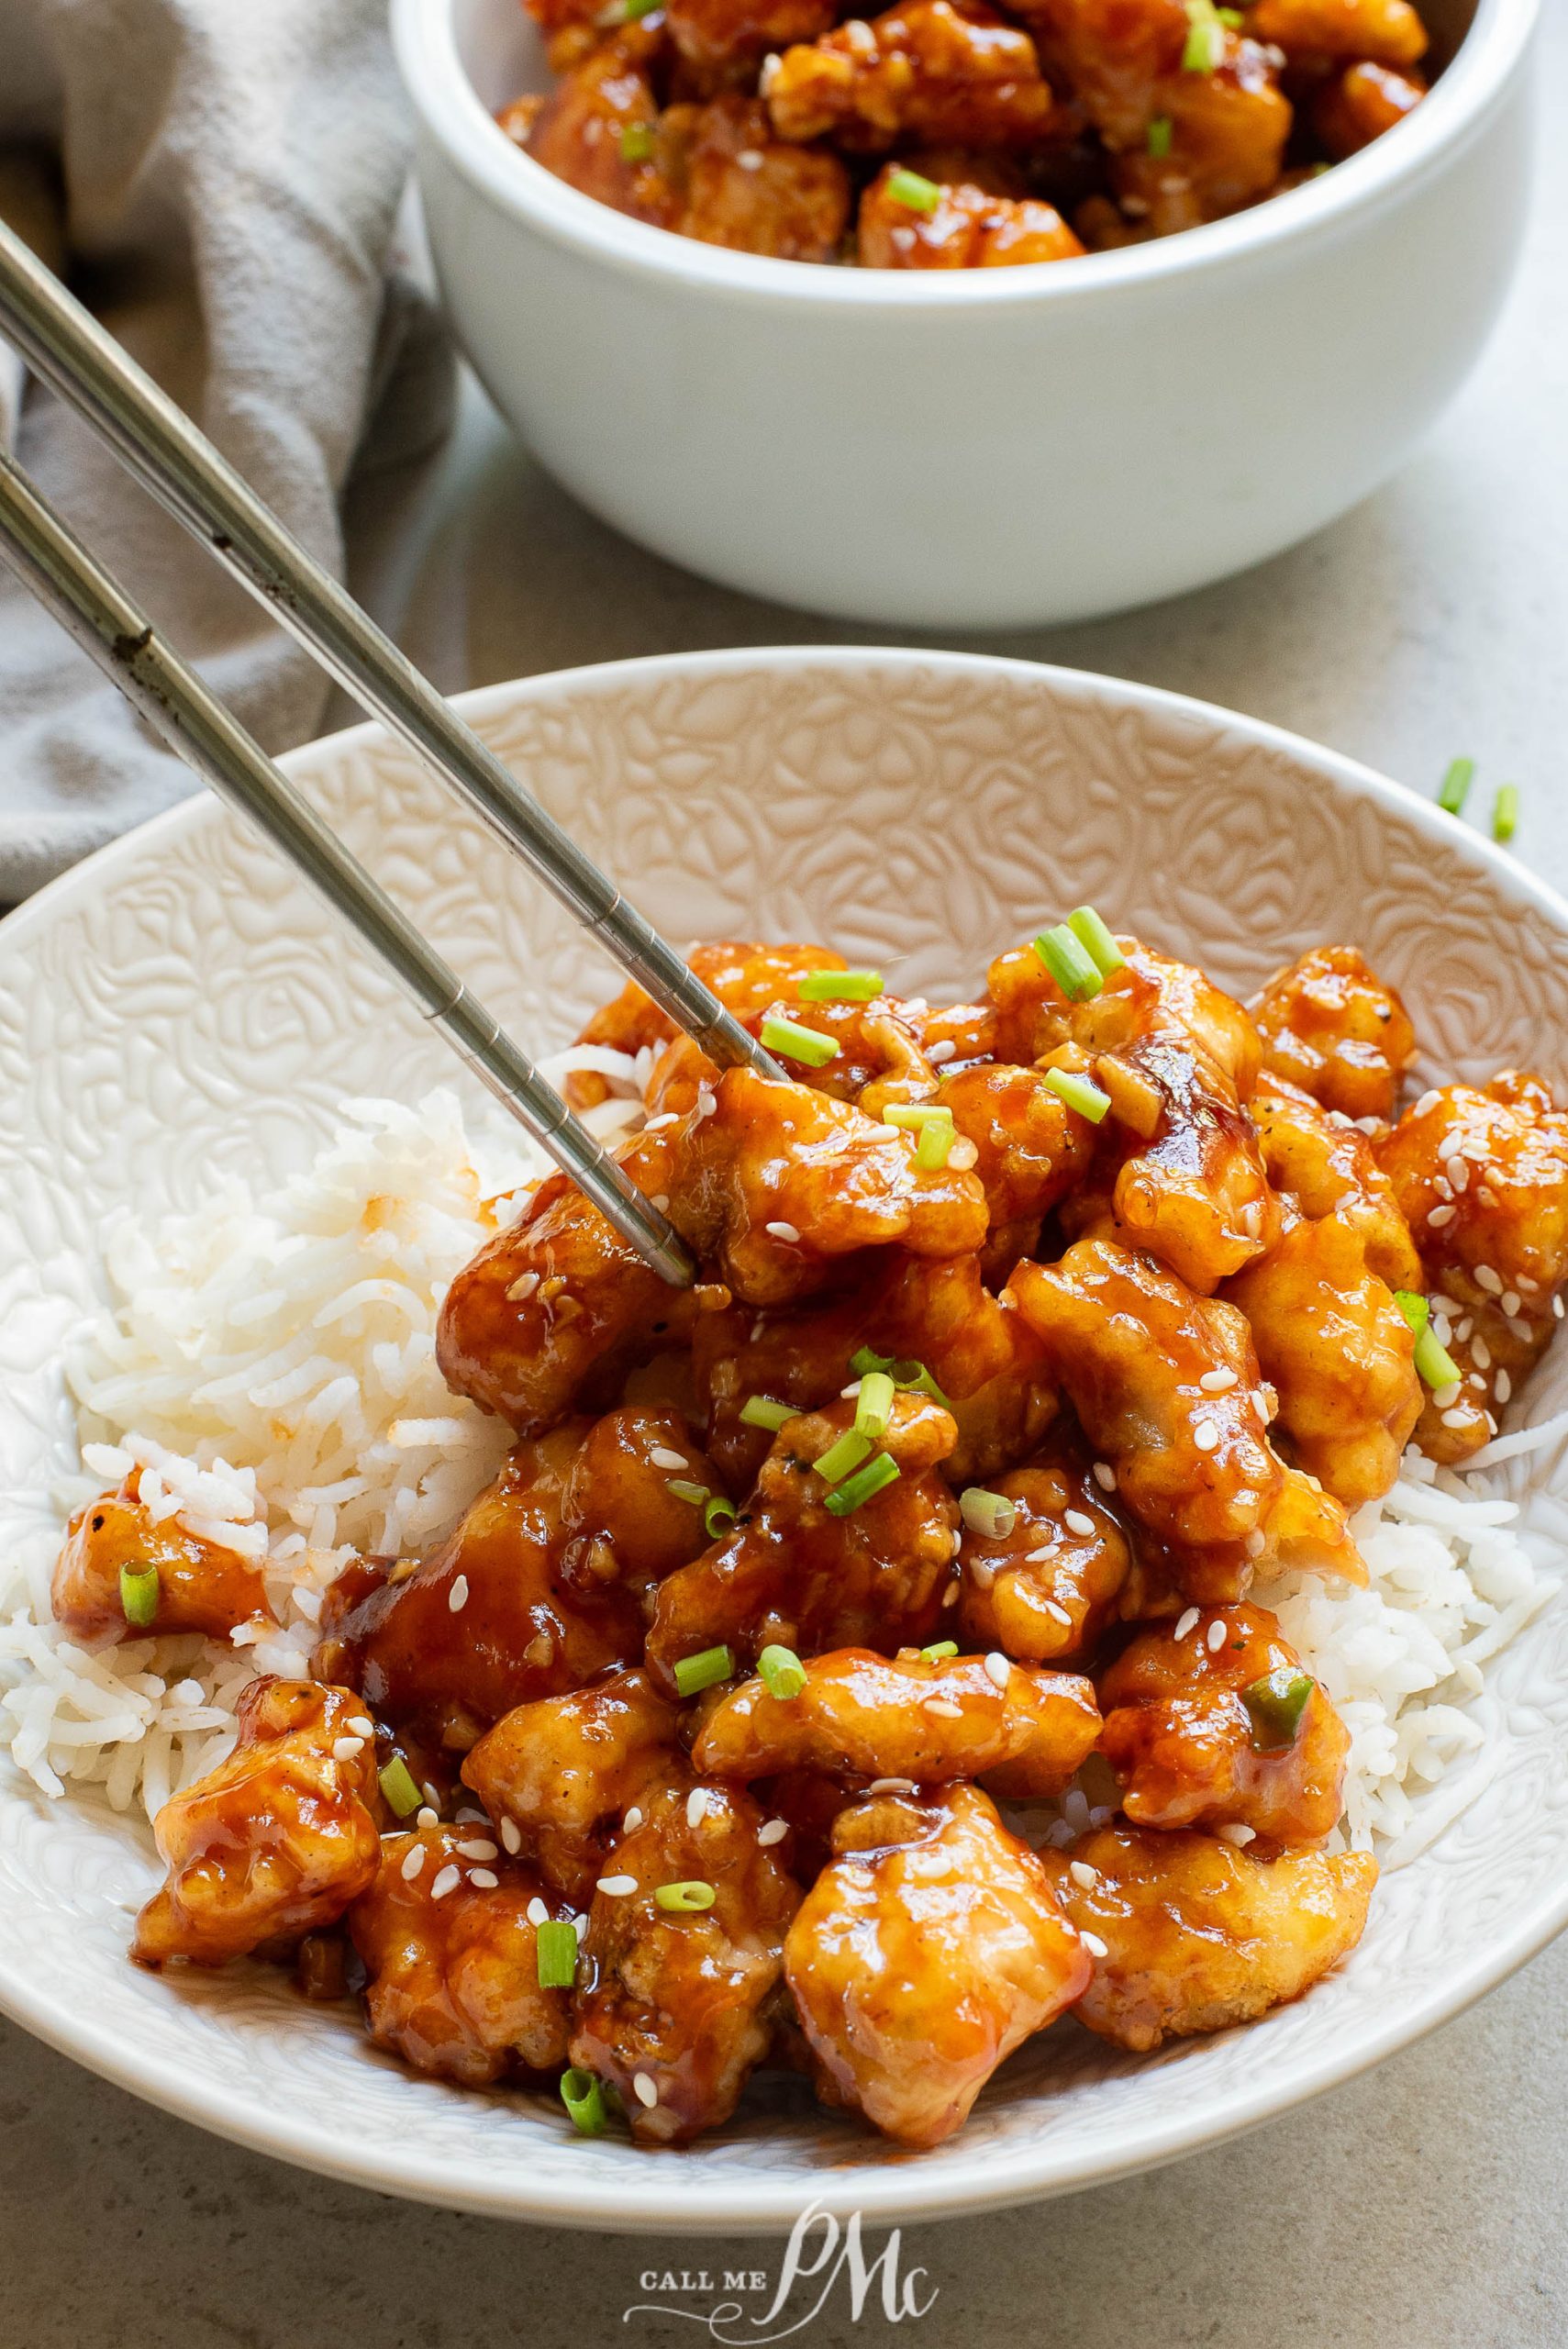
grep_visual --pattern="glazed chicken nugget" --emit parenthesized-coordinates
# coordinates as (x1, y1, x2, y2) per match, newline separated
(1251, 944, 1417, 1124)
(956, 1428, 1132, 1660)
(859, 166, 1084, 265)
(766, 0, 1056, 150)
(53, 1480, 270, 1642)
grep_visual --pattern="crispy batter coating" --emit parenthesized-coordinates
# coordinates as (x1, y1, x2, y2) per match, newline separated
(1012, 0, 1185, 146)
(1252, 945, 1417, 1123)
(694, 1645, 1100, 1789)
(1224, 1211, 1422, 1507)
(647, 1392, 962, 1684)
(670, 95, 853, 259)
(940, 1060, 1098, 1228)
(985, 936, 1262, 1099)
(462, 1668, 684, 1904)
(1105, 32, 1290, 228)
(1311, 58, 1425, 156)
(523, 32, 680, 227)
(956, 1427, 1132, 1658)
(785, 1786, 1090, 2145)
(569, 941, 844, 1109)
(766, 0, 1055, 150)
(1248, 0, 1429, 67)
(1098, 1601, 1351, 1842)
(348, 1827, 573, 2085)
(738, 990, 941, 1117)
(133, 1678, 381, 1967)
(1042, 1823, 1376, 2050)
(859, 165, 1084, 264)
(52, 1482, 269, 1642)
(571, 1778, 801, 2143)
(663, 0, 837, 78)
(1251, 1075, 1420, 1290)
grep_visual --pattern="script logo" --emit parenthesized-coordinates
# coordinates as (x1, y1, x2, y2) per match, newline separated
(624, 2201, 938, 2341)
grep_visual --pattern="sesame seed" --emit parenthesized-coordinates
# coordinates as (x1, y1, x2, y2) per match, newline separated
(1501, 1290, 1522, 1318)
(448, 1575, 469, 1613)
(925, 1698, 963, 1719)
(1194, 1419, 1219, 1453)
(758, 1818, 789, 1845)
(469, 1868, 499, 1889)
(1440, 1408, 1471, 1430)
(644, 1111, 678, 1130)
(1069, 1860, 1097, 1889)
(1427, 1204, 1456, 1229)
(1218, 1821, 1256, 1847)
(686, 1787, 710, 1829)
(650, 1445, 688, 1472)
(1496, 1369, 1512, 1403)
(1446, 1156, 1470, 1192)
(1245, 1530, 1265, 1557)
(1518, 1275, 1539, 1293)
(984, 1651, 1011, 1690)
(867, 1776, 917, 1795)
(765, 1219, 801, 1243)
(1081, 1931, 1109, 1960)
(501, 1817, 522, 1854)
(941, 1582, 960, 1608)
(1092, 1462, 1117, 1492)
(416, 1805, 439, 1830)
(737, 146, 765, 170)
(430, 1865, 461, 1901)
(1198, 1367, 1238, 1393)
(596, 1874, 639, 1897)
(527, 1896, 550, 1926)
(332, 1735, 364, 1761)
(968, 1558, 995, 1591)
(1207, 1620, 1227, 1653)
(505, 1271, 539, 1303)
(696, 1087, 717, 1119)
(1556, 1295, 1564, 1320)
(633, 2072, 659, 2109)
(1468, 1374, 1487, 1392)
(1044, 1600, 1073, 1625)
(1430, 1381, 1461, 1408)
(400, 1843, 427, 1882)
(928, 1039, 956, 1063)
(1174, 1607, 1200, 1641)
(1415, 1089, 1441, 1117)
(457, 1838, 498, 1861)
(1063, 1509, 1096, 1538)
(1471, 1335, 1492, 1370)
(1474, 1264, 1503, 1295)
(624, 1806, 644, 1832)
(347, 1715, 375, 1738)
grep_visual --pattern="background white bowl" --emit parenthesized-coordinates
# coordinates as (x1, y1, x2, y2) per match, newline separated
(395, 0, 1537, 629)
(3, 649, 1567, 2232)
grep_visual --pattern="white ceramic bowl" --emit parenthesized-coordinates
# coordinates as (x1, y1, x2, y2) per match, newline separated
(395, 0, 1536, 629)
(3, 649, 1567, 2232)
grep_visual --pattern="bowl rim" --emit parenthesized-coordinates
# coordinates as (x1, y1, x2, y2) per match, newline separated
(4, 643, 1568, 2232)
(394, 0, 1538, 312)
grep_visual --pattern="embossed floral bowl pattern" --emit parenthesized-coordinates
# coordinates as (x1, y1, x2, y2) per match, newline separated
(2, 649, 1566, 2234)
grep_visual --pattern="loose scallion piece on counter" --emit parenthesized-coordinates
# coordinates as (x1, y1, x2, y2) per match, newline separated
(537, 1920, 580, 1988)
(655, 1880, 717, 1912)
(814, 1426, 873, 1486)
(673, 1644, 733, 1698)
(1494, 784, 1519, 843)
(759, 1014, 840, 1068)
(798, 968, 884, 1001)
(560, 2068, 608, 2135)
(959, 1487, 1017, 1540)
(1438, 756, 1474, 815)
(1066, 905, 1126, 976)
(824, 1453, 901, 1515)
(759, 1643, 807, 1699)
(885, 168, 942, 215)
(1042, 1066, 1112, 1123)
(1032, 921, 1104, 1002)
(854, 1369, 897, 1440)
(1241, 1667, 1315, 1752)
(740, 1394, 794, 1432)
(378, 1755, 422, 1818)
(118, 1563, 159, 1628)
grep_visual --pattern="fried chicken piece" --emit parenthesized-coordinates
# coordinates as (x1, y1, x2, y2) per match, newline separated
(943, 1346, 1061, 1486)
(646, 1392, 961, 1687)
(1251, 1075, 1420, 1290)
(567, 941, 844, 1110)
(859, 165, 1084, 264)
(694, 1646, 1100, 1790)
(663, 0, 837, 79)
(52, 1481, 269, 1642)
(462, 1668, 684, 1904)
(347, 1827, 573, 2086)
(1098, 1602, 1351, 1842)
(1041, 1824, 1376, 2051)
(1247, 0, 1428, 69)
(956, 1428, 1132, 1660)
(570, 1778, 801, 2143)
(1224, 1211, 1421, 1507)
(766, 0, 1055, 150)
(985, 936, 1262, 1102)
(785, 1786, 1089, 2146)
(523, 32, 681, 228)
(1011, 0, 1186, 148)
(133, 1678, 381, 1967)
(671, 95, 852, 259)
(1311, 57, 1425, 155)
(1106, 33, 1291, 230)
(939, 1060, 1098, 1230)
(313, 1409, 715, 1744)
(1251, 945, 1417, 1124)
(1008, 1237, 1366, 1603)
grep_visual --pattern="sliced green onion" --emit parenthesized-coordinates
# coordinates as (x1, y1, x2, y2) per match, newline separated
(893, 1358, 952, 1408)
(1216, 6, 1241, 22)
(1182, 17, 1221, 71)
(814, 1426, 873, 1486)
(854, 1370, 896, 1440)
(704, 1495, 738, 1537)
(537, 1919, 580, 1988)
(798, 968, 883, 1002)
(882, 1102, 953, 1130)
(1241, 1667, 1315, 1752)
(1393, 1290, 1429, 1338)
(1042, 1066, 1112, 1124)
(1067, 906, 1126, 976)
(673, 1643, 733, 1698)
(760, 1014, 839, 1068)
(920, 1640, 959, 1663)
(824, 1453, 902, 1516)
(886, 167, 941, 216)
(1414, 1326, 1464, 1391)
(850, 1342, 893, 1379)
(666, 1477, 709, 1507)
(118, 1563, 159, 1628)
(1438, 756, 1474, 815)
(654, 1879, 717, 1912)
(378, 1755, 422, 1818)
(622, 0, 661, 17)
(1032, 922, 1104, 1003)
(916, 1119, 955, 1170)
(560, 2067, 608, 2134)
(618, 122, 655, 161)
(759, 1642, 807, 1700)
(1147, 114, 1173, 157)
(740, 1394, 794, 1432)
(1494, 784, 1519, 844)
(960, 1486, 1017, 1540)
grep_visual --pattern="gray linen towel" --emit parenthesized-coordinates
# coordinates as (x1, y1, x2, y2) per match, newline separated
(0, 0, 454, 902)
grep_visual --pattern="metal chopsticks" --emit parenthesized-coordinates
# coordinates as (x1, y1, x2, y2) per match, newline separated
(0, 218, 783, 1091)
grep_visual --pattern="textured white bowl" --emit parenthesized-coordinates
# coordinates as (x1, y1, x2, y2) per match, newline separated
(395, 0, 1536, 629)
(2, 650, 1567, 2233)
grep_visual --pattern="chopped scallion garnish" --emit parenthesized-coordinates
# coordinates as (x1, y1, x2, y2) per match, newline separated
(1241, 1667, 1314, 1752)
(920, 1640, 959, 1663)
(1067, 906, 1125, 977)
(560, 2067, 608, 2134)
(916, 1118, 954, 1170)
(1438, 755, 1474, 814)
(759, 1642, 807, 1699)
(673, 1643, 733, 1698)
(883, 1101, 953, 1131)
(118, 1563, 159, 1629)
(1181, 16, 1221, 70)
(854, 1369, 896, 1440)
(1392, 1290, 1429, 1337)
(1216, 6, 1241, 22)
(847, 1343, 951, 1408)
(759, 1014, 840, 1068)
(798, 968, 883, 1002)
(704, 1495, 738, 1537)
(959, 1486, 1017, 1540)
(537, 1919, 579, 1988)
(815, 1426, 873, 1486)
(886, 167, 941, 216)
(654, 1879, 717, 1912)
(850, 1342, 892, 1379)
(1042, 1066, 1112, 1123)
(378, 1755, 422, 1818)
(619, 122, 655, 161)
(1032, 922, 1104, 1002)
(1494, 784, 1519, 843)
(824, 1453, 902, 1516)
(666, 1477, 709, 1507)
(740, 1394, 794, 1432)
(1413, 1325, 1463, 1391)
(1147, 115, 1173, 157)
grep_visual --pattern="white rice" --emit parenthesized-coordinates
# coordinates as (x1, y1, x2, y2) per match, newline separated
(0, 1078, 1558, 1869)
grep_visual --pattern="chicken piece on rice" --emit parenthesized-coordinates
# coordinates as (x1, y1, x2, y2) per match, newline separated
(1250, 1075, 1421, 1291)
(312, 1408, 718, 1746)
(765, 0, 1057, 150)
(646, 1392, 962, 1686)
(461, 1668, 684, 1906)
(133, 1678, 381, 1967)
(1041, 1824, 1377, 2052)
(1098, 1601, 1351, 1843)
(52, 1480, 270, 1642)
(693, 1645, 1100, 1792)
(956, 1428, 1133, 1661)
(570, 1778, 801, 2144)
(858, 166, 1084, 266)
(348, 1827, 573, 2086)
(1251, 944, 1417, 1125)
(1009, 1237, 1366, 1605)
(1246, 0, 1429, 69)
(784, 1785, 1090, 2147)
